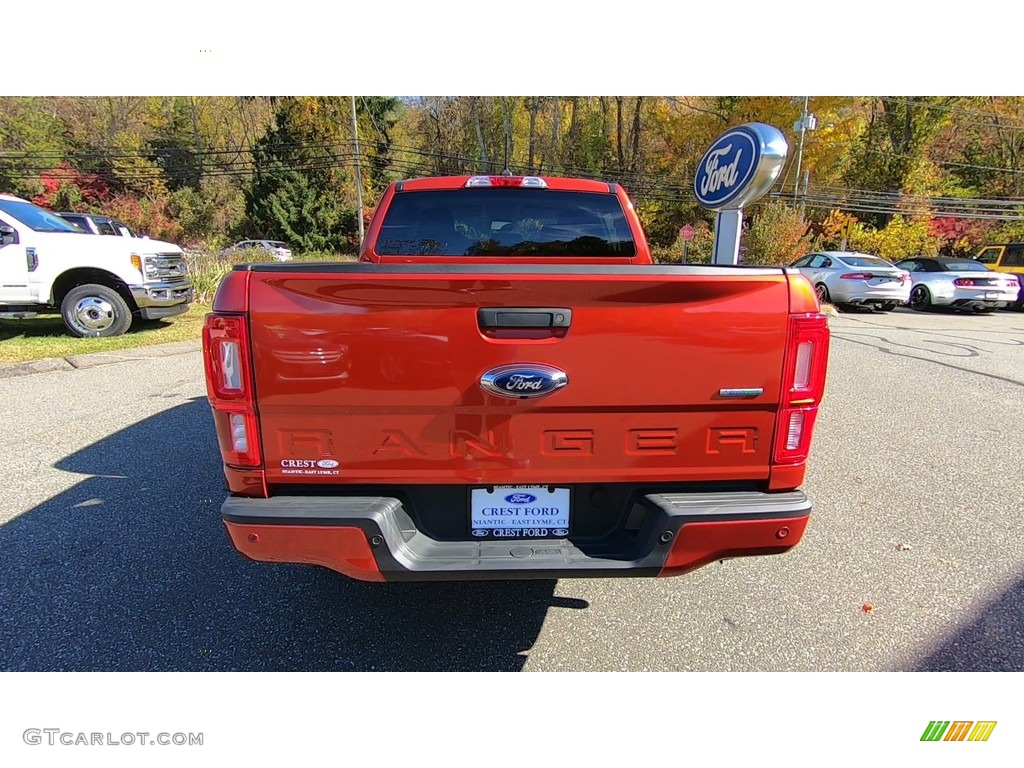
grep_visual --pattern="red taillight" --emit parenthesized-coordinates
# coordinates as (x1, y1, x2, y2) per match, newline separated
(203, 313, 261, 467)
(839, 272, 873, 280)
(773, 313, 830, 465)
(786, 314, 829, 399)
(953, 278, 976, 287)
(203, 315, 250, 401)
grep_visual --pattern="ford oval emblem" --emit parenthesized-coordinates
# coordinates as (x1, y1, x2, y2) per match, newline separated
(505, 493, 537, 504)
(317, 459, 339, 468)
(694, 123, 788, 211)
(480, 363, 568, 399)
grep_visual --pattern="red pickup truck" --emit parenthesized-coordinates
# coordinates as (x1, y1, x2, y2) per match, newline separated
(203, 174, 829, 582)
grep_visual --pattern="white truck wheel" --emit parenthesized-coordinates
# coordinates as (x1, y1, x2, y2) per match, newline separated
(60, 283, 133, 338)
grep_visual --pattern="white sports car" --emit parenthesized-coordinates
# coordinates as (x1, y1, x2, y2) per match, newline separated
(893, 257, 1020, 313)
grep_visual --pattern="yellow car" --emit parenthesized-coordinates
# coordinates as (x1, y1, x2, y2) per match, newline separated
(974, 244, 1024, 309)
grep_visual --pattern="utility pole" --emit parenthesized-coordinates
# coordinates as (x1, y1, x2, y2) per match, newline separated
(350, 95, 365, 245)
(802, 169, 810, 216)
(792, 96, 816, 213)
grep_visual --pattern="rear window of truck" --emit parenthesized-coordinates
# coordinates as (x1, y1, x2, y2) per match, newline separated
(376, 189, 637, 257)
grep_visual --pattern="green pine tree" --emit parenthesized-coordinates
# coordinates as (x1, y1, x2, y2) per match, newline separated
(245, 98, 359, 253)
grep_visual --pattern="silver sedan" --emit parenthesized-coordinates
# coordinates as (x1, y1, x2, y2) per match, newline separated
(219, 240, 293, 262)
(893, 257, 1020, 313)
(789, 251, 911, 311)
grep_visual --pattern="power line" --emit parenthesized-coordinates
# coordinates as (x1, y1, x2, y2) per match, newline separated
(9, 133, 1024, 184)
(875, 97, 1024, 131)
(764, 194, 1024, 221)
(8, 138, 1024, 221)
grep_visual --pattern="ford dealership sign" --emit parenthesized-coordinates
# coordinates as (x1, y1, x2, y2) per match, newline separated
(694, 123, 788, 211)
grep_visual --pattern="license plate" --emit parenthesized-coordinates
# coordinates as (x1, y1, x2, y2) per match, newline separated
(984, 292, 1001, 299)
(470, 485, 571, 540)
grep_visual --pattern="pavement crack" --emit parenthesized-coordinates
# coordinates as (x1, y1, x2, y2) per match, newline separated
(835, 314, 1024, 346)
(832, 331, 981, 358)
(832, 334, 1024, 388)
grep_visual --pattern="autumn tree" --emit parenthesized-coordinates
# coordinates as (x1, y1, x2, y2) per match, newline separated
(930, 96, 1024, 198)
(0, 97, 70, 198)
(843, 97, 954, 226)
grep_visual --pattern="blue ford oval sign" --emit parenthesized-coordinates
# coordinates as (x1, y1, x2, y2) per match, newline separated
(695, 127, 759, 209)
(694, 123, 788, 211)
(480, 363, 568, 399)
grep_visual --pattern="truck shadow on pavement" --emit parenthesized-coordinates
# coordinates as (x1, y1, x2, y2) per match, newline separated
(910, 574, 1024, 671)
(0, 398, 586, 672)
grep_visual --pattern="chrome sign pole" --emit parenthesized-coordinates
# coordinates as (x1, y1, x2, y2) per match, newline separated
(713, 210, 743, 265)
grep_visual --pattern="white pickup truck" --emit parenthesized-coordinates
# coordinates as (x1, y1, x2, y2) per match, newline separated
(0, 193, 194, 337)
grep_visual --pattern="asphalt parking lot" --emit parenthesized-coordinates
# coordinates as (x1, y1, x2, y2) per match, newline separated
(1, 307, 1022, 671)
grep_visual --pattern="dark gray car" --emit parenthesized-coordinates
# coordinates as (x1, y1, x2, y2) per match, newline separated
(58, 212, 139, 238)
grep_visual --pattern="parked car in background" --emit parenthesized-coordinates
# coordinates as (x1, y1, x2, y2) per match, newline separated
(58, 212, 142, 238)
(893, 257, 1020, 313)
(789, 251, 911, 311)
(220, 239, 293, 261)
(972, 243, 1024, 309)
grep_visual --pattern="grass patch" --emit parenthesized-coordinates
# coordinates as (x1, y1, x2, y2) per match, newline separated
(184, 250, 357, 303)
(0, 304, 210, 364)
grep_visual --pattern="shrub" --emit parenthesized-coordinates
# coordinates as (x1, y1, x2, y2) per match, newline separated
(930, 218, 995, 258)
(183, 252, 232, 304)
(183, 248, 357, 303)
(652, 222, 714, 264)
(741, 201, 812, 265)
(983, 216, 1024, 247)
(183, 249, 279, 304)
(103, 194, 183, 243)
(850, 215, 941, 261)
(293, 250, 357, 262)
(31, 163, 109, 209)
(635, 199, 709, 249)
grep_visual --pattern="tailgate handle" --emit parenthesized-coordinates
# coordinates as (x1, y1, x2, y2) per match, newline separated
(477, 308, 572, 331)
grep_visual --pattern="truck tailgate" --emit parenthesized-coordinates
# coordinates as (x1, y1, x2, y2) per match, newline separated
(246, 264, 792, 486)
